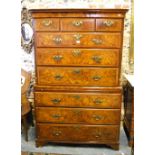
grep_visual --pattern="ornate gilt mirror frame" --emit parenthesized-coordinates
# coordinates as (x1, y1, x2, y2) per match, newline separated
(21, 7, 34, 53)
(129, 0, 134, 70)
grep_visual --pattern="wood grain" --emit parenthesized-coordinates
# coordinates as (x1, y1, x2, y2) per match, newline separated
(96, 18, 123, 32)
(36, 32, 121, 48)
(35, 18, 59, 31)
(36, 48, 120, 67)
(37, 124, 119, 142)
(34, 91, 121, 108)
(36, 107, 120, 124)
(37, 67, 119, 86)
(61, 18, 95, 31)
(31, 8, 127, 149)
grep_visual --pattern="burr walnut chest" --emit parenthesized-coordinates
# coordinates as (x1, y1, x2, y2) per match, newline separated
(30, 9, 127, 150)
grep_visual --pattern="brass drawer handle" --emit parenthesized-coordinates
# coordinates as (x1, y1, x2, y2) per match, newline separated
(72, 95, 81, 100)
(102, 20, 114, 27)
(72, 49, 81, 56)
(53, 55, 63, 61)
(72, 20, 83, 27)
(51, 98, 61, 104)
(72, 69, 81, 74)
(92, 114, 103, 121)
(52, 114, 61, 119)
(54, 74, 63, 80)
(52, 131, 62, 136)
(93, 99, 103, 105)
(92, 38, 103, 45)
(53, 36, 62, 44)
(73, 109, 82, 115)
(92, 56, 102, 63)
(92, 76, 102, 81)
(42, 19, 52, 26)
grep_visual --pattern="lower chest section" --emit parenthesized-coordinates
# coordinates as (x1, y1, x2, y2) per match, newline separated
(34, 88, 122, 145)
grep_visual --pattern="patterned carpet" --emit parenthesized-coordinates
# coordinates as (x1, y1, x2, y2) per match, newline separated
(22, 152, 68, 155)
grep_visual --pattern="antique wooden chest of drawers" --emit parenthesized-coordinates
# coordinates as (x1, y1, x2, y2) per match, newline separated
(30, 9, 127, 150)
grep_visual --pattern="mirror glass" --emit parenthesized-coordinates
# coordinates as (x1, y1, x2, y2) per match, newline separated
(21, 23, 33, 44)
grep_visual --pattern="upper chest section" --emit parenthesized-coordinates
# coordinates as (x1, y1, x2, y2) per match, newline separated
(30, 9, 127, 32)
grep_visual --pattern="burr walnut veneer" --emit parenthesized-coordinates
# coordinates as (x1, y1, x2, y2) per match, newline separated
(30, 9, 127, 150)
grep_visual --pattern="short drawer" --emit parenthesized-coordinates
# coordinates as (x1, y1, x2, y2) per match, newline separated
(36, 48, 120, 67)
(60, 18, 95, 31)
(34, 18, 59, 31)
(37, 124, 119, 142)
(96, 18, 122, 32)
(34, 92, 121, 108)
(36, 107, 120, 124)
(36, 32, 121, 48)
(37, 67, 119, 87)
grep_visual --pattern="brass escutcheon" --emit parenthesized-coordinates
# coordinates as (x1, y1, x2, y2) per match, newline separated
(95, 132, 102, 138)
(73, 34, 83, 41)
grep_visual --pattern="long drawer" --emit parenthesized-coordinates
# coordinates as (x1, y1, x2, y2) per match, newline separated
(37, 124, 119, 142)
(36, 32, 121, 48)
(34, 92, 121, 108)
(36, 48, 120, 67)
(37, 67, 119, 86)
(36, 107, 120, 124)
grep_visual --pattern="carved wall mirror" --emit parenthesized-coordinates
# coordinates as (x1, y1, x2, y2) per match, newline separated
(21, 7, 34, 53)
(129, 0, 134, 72)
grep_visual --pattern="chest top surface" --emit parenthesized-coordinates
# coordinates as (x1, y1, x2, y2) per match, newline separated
(29, 8, 128, 18)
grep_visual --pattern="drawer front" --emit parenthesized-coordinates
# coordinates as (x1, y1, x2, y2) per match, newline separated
(36, 32, 121, 48)
(37, 67, 119, 86)
(37, 124, 119, 142)
(35, 92, 121, 108)
(34, 18, 59, 31)
(36, 48, 120, 67)
(36, 108, 120, 124)
(96, 19, 122, 32)
(61, 18, 95, 31)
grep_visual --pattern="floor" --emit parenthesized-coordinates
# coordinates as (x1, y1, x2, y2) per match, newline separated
(21, 125, 131, 155)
